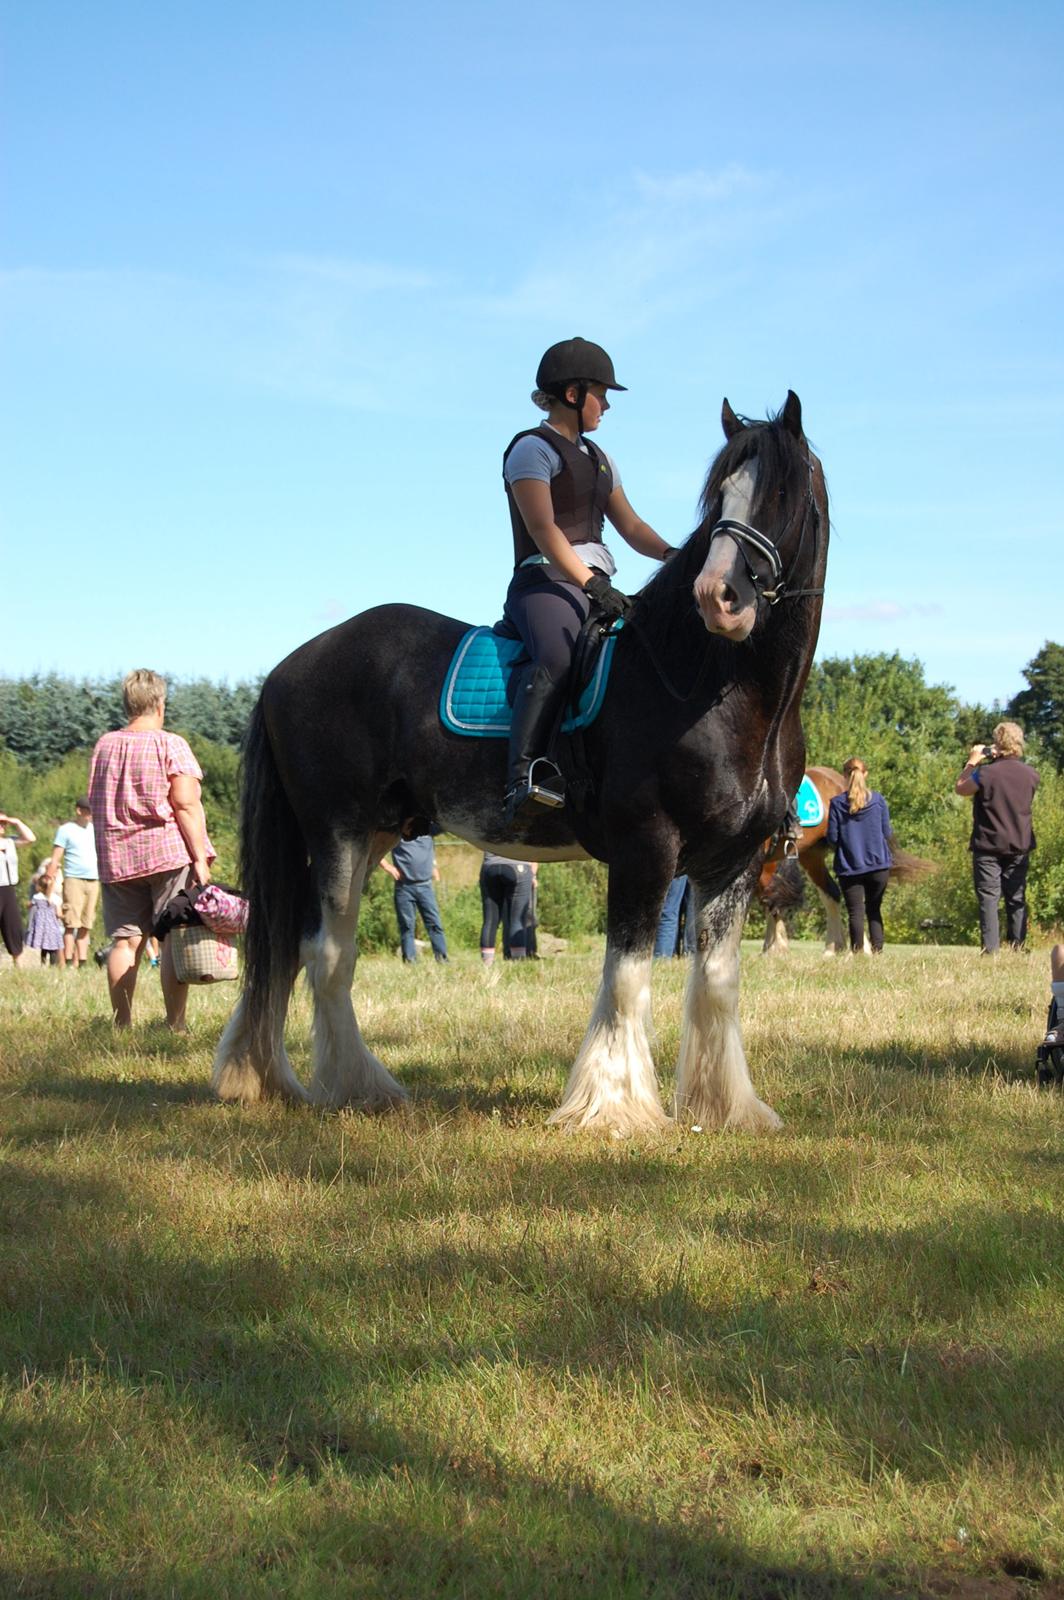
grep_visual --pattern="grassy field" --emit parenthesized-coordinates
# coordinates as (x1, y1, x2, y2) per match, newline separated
(0, 943, 1062, 1599)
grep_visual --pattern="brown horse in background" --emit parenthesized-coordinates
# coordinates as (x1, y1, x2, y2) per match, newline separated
(757, 766, 933, 953)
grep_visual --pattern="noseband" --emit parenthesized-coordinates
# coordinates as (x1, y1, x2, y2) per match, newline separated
(707, 459, 825, 605)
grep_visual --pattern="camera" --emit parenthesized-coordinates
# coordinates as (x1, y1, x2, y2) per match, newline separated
(977, 741, 996, 762)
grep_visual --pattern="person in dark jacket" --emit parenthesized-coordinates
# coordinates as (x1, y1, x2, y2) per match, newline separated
(955, 720, 1038, 953)
(500, 337, 674, 821)
(826, 758, 894, 954)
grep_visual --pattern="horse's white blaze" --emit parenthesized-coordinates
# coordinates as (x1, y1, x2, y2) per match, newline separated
(212, 990, 308, 1104)
(721, 460, 758, 525)
(674, 895, 781, 1132)
(694, 462, 757, 599)
(694, 461, 760, 636)
(549, 949, 669, 1132)
(305, 842, 407, 1109)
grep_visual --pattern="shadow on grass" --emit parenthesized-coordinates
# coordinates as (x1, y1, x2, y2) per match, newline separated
(2, 1408, 1034, 1600)
(16, 1071, 216, 1108)
(2, 1155, 1061, 1459)
(1, 1150, 1061, 1595)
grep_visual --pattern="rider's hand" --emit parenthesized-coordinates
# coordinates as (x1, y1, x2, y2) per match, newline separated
(583, 574, 632, 619)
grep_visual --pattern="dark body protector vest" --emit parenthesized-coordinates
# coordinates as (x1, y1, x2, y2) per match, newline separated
(503, 425, 614, 571)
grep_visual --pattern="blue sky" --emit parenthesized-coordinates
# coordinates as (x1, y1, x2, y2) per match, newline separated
(3, 0, 1061, 709)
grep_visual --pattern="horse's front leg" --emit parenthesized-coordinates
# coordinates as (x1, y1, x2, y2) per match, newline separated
(674, 867, 782, 1132)
(549, 853, 673, 1134)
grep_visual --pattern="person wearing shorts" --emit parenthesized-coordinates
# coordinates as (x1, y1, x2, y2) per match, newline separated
(43, 797, 99, 968)
(88, 669, 214, 1028)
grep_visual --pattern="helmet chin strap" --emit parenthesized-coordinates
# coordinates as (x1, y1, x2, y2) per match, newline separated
(554, 381, 589, 443)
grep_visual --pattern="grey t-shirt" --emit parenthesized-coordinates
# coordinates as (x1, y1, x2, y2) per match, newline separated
(504, 423, 619, 581)
(391, 836, 436, 882)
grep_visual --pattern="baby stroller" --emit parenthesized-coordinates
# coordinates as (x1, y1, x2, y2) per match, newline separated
(1036, 1000, 1064, 1089)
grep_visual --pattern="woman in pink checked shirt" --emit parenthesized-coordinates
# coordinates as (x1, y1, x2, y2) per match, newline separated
(88, 669, 214, 1030)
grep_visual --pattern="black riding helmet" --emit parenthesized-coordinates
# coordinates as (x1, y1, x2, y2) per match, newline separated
(536, 337, 627, 396)
(536, 338, 626, 445)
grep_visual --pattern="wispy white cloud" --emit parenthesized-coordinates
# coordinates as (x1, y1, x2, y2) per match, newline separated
(631, 164, 769, 206)
(269, 254, 436, 291)
(467, 163, 801, 331)
(0, 255, 438, 413)
(823, 600, 943, 622)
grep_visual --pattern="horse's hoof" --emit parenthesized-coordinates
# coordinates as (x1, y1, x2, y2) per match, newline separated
(547, 1102, 672, 1135)
(676, 1097, 782, 1133)
(732, 1099, 783, 1133)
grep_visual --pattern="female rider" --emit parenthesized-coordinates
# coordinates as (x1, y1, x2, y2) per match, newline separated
(501, 337, 674, 821)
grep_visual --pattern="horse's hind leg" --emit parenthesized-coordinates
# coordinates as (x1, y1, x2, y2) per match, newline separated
(762, 908, 789, 954)
(674, 872, 781, 1132)
(805, 850, 845, 955)
(213, 983, 307, 1104)
(304, 833, 407, 1110)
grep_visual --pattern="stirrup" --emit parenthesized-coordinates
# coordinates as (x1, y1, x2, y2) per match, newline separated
(524, 757, 565, 807)
(504, 762, 565, 822)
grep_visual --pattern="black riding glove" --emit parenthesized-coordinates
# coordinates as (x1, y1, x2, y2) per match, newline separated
(583, 574, 632, 619)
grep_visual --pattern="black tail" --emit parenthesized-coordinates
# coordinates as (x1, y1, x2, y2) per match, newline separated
(239, 696, 314, 1061)
(762, 856, 805, 915)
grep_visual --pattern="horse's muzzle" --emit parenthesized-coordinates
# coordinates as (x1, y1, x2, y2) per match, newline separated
(694, 577, 757, 641)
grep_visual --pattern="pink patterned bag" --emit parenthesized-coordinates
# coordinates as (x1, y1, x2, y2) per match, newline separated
(195, 885, 249, 935)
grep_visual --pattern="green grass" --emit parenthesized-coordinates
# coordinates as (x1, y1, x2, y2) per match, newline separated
(1, 944, 1062, 1598)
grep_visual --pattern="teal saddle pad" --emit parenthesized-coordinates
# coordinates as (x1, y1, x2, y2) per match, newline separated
(795, 773, 825, 827)
(440, 626, 620, 738)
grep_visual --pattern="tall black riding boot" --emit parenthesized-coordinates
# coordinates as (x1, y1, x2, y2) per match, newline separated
(504, 665, 566, 822)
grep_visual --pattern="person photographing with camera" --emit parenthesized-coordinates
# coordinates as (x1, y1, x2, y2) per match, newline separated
(955, 721, 1039, 953)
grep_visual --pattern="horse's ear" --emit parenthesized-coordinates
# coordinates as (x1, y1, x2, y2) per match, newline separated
(721, 399, 742, 439)
(781, 390, 803, 438)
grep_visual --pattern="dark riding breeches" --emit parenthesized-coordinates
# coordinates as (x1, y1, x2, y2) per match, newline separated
(502, 569, 591, 682)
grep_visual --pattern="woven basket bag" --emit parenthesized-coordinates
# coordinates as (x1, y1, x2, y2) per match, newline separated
(169, 925, 240, 983)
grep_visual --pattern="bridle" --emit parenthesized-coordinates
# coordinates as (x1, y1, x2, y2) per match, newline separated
(707, 455, 825, 606)
(598, 441, 827, 703)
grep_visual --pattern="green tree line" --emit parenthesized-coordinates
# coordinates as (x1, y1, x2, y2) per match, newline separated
(1, 646, 1061, 947)
(0, 674, 259, 769)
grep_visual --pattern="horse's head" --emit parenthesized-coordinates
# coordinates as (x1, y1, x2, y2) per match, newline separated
(692, 391, 826, 641)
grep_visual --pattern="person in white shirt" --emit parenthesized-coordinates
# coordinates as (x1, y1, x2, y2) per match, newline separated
(43, 797, 99, 968)
(0, 810, 37, 966)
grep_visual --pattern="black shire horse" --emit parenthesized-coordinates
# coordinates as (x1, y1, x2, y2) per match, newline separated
(213, 392, 829, 1133)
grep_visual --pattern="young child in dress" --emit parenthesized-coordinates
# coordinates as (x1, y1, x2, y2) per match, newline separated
(25, 864, 64, 966)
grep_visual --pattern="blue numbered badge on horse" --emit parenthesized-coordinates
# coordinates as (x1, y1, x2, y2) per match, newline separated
(794, 772, 825, 828)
